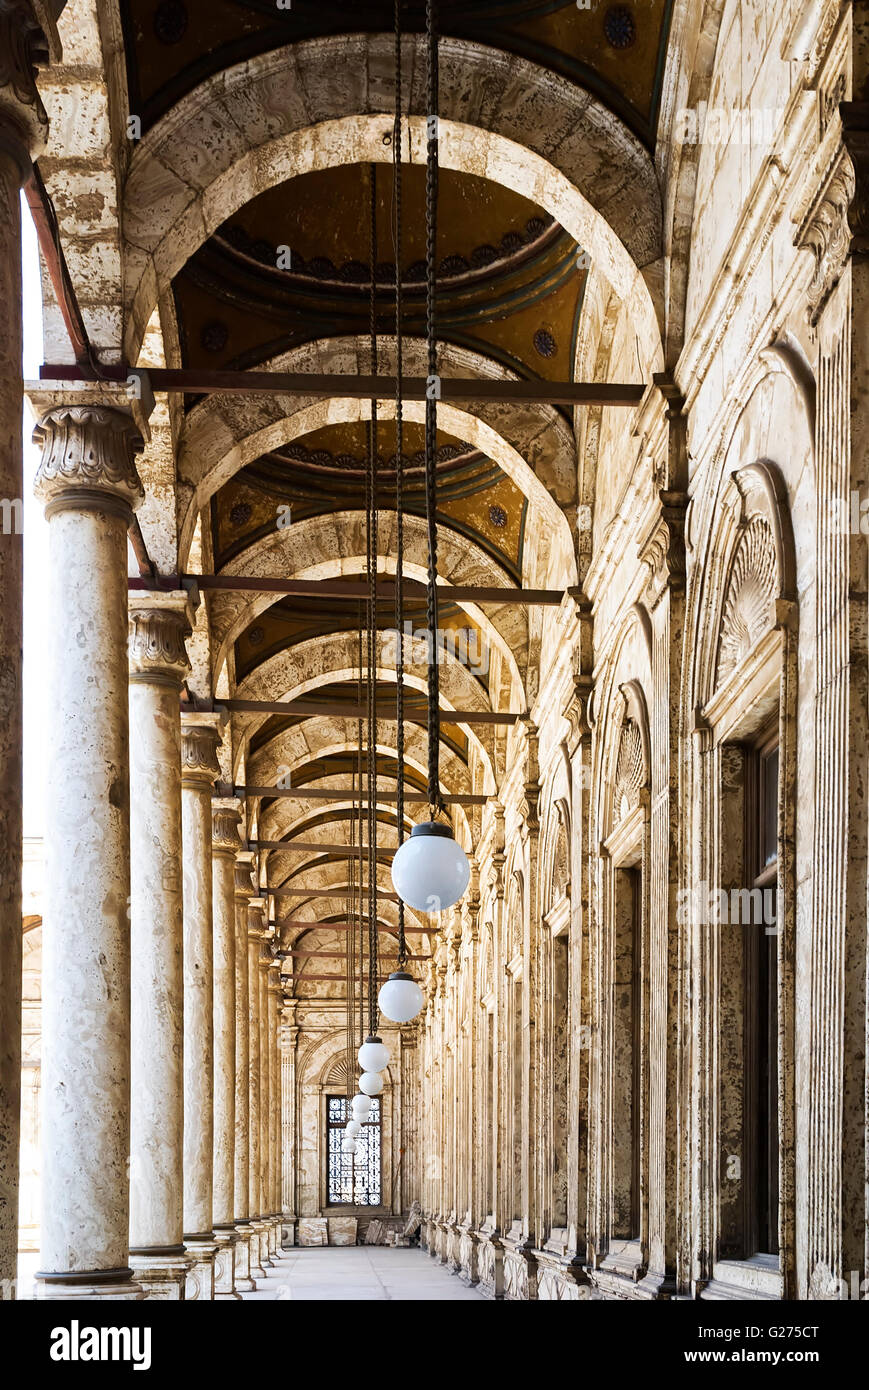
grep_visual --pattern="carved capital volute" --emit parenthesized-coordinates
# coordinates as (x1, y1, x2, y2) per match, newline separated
(180, 716, 222, 789)
(33, 405, 145, 519)
(128, 595, 192, 687)
(840, 101, 869, 255)
(638, 490, 688, 603)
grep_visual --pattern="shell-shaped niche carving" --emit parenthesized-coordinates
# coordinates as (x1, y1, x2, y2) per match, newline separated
(551, 815, 570, 903)
(325, 1056, 349, 1088)
(716, 516, 777, 685)
(613, 719, 646, 826)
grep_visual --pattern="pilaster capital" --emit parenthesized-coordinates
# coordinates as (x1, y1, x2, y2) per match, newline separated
(0, 0, 58, 174)
(32, 404, 145, 520)
(180, 712, 223, 789)
(128, 592, 193, 687)
(212, 805, 242, 858)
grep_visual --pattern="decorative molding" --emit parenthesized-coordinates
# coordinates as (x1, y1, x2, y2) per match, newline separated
(840, 101, 869, 256)
(212, 805, 242, 854)
(795, 145, 855, 324)
(128, 607, 191, 682)
(715, 515, 779, 686)
(612, 720, 647, 828)
(0, 0, 50, 161)
(180, 722, 221, 784)
(33, 405, 144, 515)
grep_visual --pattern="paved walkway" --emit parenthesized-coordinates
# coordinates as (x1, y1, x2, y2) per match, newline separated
(240, 1245, 486, 1301)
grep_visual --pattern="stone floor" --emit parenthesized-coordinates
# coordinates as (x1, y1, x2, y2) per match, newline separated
(240, 1246, 487, 1301)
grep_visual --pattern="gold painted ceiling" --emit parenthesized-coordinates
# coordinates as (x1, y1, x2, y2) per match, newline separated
(121, 0, 674, 146)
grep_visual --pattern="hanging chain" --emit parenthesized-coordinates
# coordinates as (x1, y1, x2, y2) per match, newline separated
(357, 611, 365, 1046)
(366, 163, 380, 1037)
(393, 0, 408, 969)
(346, 706, 356, 1107)
(424, 0, 443, 818)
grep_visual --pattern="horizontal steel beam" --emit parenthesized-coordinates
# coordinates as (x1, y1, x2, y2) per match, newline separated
(41, 362, 646, 407)
(280, 973, 396, 984)
(278, 950, 426, 961)
(135, 574, 566, 605)
(277, 919, 438, 934)
(206, 697, 519, 725)
(272, 886, 400, 901)
(251, 839, 395, 854)
(218, 783, 487, 804)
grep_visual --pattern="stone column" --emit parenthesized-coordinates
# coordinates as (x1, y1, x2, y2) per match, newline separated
(128, 594, 193, 1299)
(32, 403, 145, 1299)
(0, 0, 50, 1300)
(267, 961, 282, 1253)
(247, 897, 268, 1278)
(180, 714, 222, 1298)
(279, 1000, 299, 1244)
(258, 931, 275, 1262)
(232, 852, 255, 1289)
(212, 805, 242, 1298)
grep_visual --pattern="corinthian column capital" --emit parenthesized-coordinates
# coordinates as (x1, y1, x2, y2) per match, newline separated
(128, 593, 192, 688)
(33, 404, 145, 519)
(180, 715, 222, 789)
(0, 0, 57, 173)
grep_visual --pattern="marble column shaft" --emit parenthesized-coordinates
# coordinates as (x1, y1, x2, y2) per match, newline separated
(247, 898, 267, 1277)
(0, 0, 49, 1299)
(181, 715, 221, 1296)
(233, 854, 255, 1289)
(128, 595, 192, 1298)
(211, 805, 241, 1298)
(33, 402, 145, 1298)
(267, 964, 281, 1244)
(258, 937, 273, 1258)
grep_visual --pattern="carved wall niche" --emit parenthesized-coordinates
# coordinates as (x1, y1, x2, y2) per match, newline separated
(701, 461, 796, 733)
(687, 454, 798, 1300)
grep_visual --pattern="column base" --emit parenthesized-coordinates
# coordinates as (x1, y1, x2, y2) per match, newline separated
(35, 1267, 145, 1300)
(249, 1221, 269, 1280)
(266, 1215, 280, 1259)
(233, 1222, 256, 1292)
(129, 1248, 189, 1300)
(183, 1237, 218, 1300)
(213, 1227, 241, 1299)
(257, 1218, 275, 1267)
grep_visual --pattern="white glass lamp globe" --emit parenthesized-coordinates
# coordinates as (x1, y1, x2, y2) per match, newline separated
(345, 1120, 361, 1138)
(351, 1093, 372, 1121)
(378, 971, 425, 1023)
(391, 821, 470, 913)
(359, 1070, 384, 1097)
(358, 1036, 390, 1073)
(343, 1136, 358, 1155)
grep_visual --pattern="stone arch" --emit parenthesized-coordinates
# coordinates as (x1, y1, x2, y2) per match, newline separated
(210, 510, 531, 704)
(124, 36, 664, 366)
(176, 336, 578, 580)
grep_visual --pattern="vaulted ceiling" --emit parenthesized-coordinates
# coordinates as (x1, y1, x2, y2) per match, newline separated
(117, 0, 670, 998)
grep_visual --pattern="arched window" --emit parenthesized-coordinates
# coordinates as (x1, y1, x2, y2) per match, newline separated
(326, 1096, 381, 1207)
